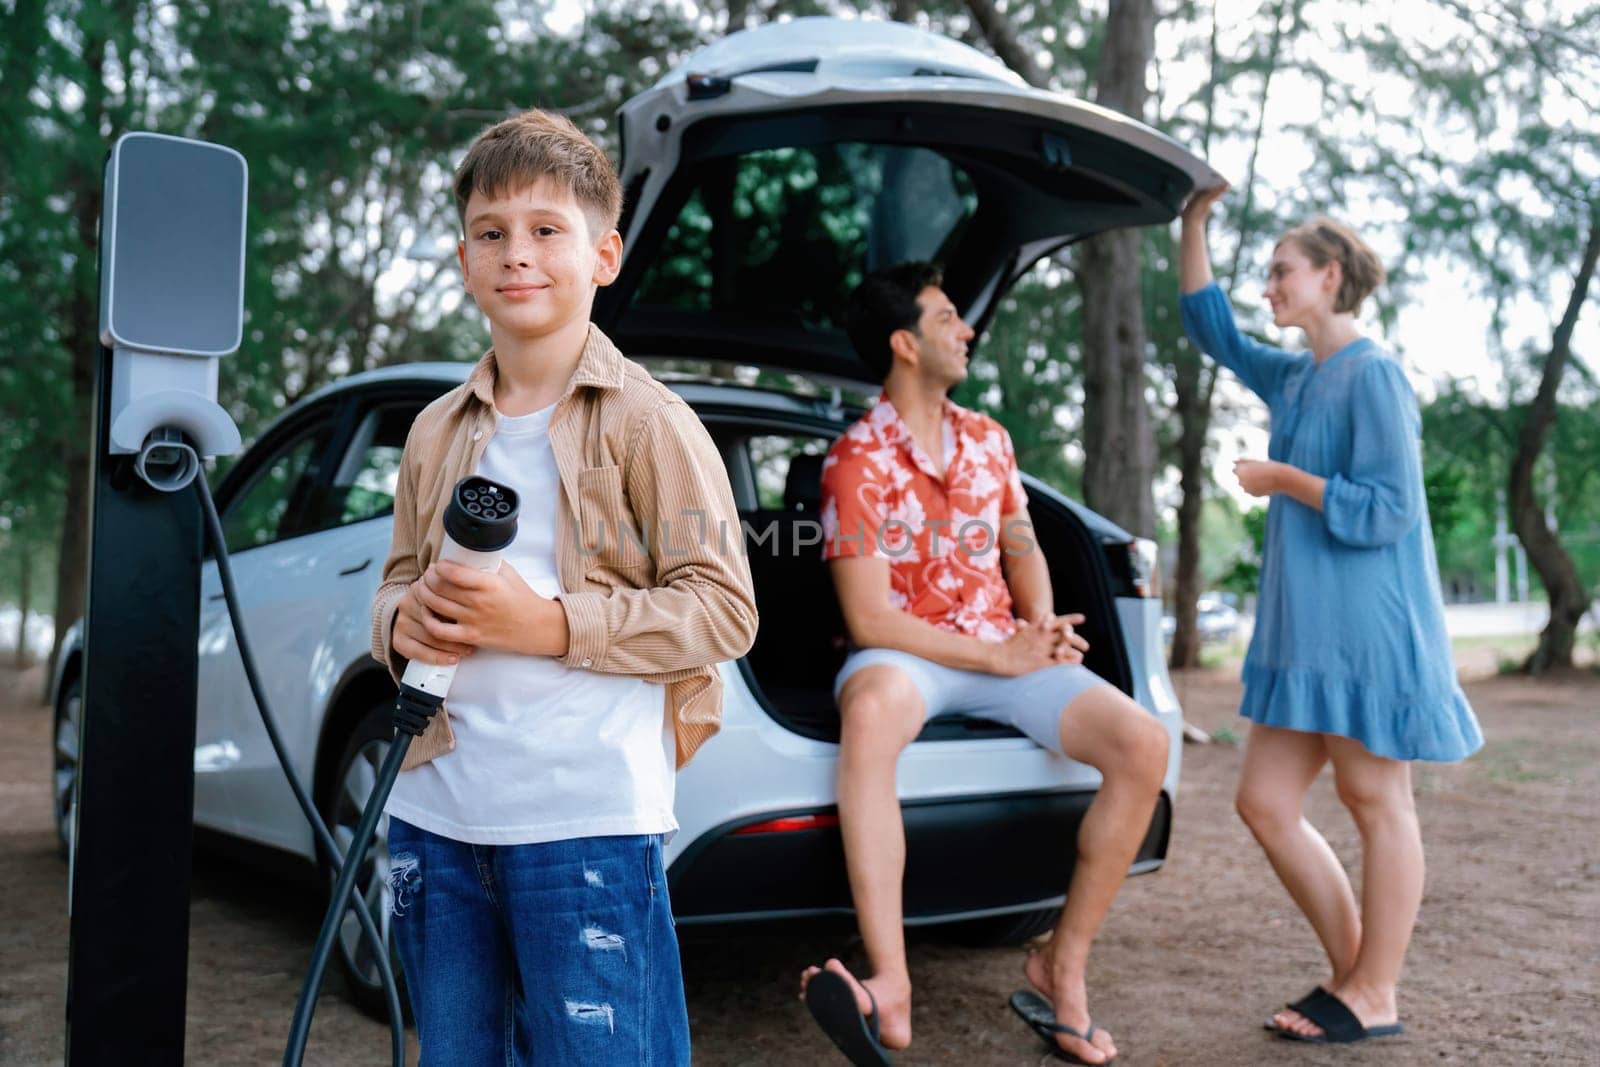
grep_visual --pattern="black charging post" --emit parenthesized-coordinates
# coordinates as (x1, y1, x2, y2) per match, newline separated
(65, 134, 247, 1064)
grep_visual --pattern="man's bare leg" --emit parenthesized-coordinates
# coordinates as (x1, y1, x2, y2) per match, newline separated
(799, 665, 926, 1050)
(1024, 686, 1169, 1064)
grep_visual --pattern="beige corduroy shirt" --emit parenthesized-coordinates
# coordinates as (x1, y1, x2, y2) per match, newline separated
(370, 324, 758, 771)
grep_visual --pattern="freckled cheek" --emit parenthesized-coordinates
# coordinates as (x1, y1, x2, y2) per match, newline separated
(539, 247, 582, 280)
(465, 248, 502, 278)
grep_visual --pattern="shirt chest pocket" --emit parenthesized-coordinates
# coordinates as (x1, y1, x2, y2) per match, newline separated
(577, 464, 651, 575)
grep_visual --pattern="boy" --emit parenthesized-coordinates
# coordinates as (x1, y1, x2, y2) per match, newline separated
(799, 263, 1169, 1066)
(370, 110, 757, 1064)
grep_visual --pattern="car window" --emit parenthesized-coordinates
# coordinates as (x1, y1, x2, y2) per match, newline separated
(323, 404, 419, 530)
(632, 144, 977, 333)
(748, 435, 832, 511)
(220, 430, 328, 553)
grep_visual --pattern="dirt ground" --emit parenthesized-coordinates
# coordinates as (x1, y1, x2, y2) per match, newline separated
(2, 656, 1596, 1066)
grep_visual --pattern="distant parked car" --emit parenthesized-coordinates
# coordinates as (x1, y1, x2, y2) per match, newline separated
(51, 16, 1216, 1016)
(1162, 595, 1241, 644)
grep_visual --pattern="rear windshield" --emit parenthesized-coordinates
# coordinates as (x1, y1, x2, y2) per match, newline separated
(630, 143, 977, 333)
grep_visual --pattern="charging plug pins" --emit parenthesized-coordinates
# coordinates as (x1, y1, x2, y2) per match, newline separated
(444, 478, 518, 552)
(459, 487, 510, 521)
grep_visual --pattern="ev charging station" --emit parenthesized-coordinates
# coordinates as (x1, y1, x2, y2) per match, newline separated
(66, 132, 246, 1064)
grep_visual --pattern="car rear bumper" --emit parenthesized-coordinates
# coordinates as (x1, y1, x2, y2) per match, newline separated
(668, 788, 1172, 925)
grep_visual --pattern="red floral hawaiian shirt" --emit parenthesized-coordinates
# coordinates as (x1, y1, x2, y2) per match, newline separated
(820, 393, 1029, 642)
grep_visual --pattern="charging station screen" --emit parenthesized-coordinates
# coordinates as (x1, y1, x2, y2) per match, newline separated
(104, 135, 246, 356)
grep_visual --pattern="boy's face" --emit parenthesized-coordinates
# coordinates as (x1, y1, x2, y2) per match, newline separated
(457, 176, 622, 345)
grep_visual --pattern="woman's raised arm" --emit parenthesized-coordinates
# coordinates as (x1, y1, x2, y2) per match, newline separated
(1179, 183, 1228, 295)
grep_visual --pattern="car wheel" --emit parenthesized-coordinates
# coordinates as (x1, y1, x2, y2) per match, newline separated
(320, 700, 409, 1021)
(936, 905, 1062, 947)
(53, 675, 81, 860)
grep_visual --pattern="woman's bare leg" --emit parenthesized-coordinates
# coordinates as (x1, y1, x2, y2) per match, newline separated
(1276, 735, 1418, 1037)
(1234, 722, 1362, 1027)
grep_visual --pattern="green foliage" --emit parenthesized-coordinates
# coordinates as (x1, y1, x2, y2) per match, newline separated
(953, 259, 1084, 495)
(5, 0, 1598, 629)
(635, 142, 975, 331)
(1422, 385, 1600, 601)
(1198, 495, 1250, 585)
(0, 0, 711, 597)
(1216, 505, 1267, 598)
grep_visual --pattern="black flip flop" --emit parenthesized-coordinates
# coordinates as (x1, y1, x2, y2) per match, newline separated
(805, 969, 894, 1066)
(1262, 985, 1330, 1031)
(1275, 989, 1404, 1044)
(1009, 989, 1116, 1065)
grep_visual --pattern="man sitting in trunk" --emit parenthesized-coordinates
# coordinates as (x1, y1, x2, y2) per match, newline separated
(799, 262, 1170, 1067)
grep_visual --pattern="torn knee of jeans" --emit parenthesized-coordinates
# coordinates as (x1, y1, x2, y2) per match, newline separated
(388, 852, 420, 917)
(583, 864, 604, 888)
(581, 925, 626, 956)
(564, 1000, 616, 1033)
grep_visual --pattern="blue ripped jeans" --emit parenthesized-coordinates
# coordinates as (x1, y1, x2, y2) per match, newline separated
(386, 818, 690, 1066)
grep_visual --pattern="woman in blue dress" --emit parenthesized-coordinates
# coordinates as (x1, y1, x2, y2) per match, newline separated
(1178, 185, 1482, 1045)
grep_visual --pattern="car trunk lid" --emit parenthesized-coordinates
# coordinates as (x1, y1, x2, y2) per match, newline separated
(595, 16, 1221, 383)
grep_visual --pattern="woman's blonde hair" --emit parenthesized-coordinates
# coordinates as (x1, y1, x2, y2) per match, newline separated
(1277, 217, 1387, 314)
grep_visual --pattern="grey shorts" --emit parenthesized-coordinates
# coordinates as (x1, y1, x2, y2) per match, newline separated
(833, 647, 1114, 755)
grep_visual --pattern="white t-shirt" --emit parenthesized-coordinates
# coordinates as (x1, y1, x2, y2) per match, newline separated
(386, 402, 676, 845)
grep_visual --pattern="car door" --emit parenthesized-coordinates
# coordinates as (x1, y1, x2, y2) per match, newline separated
(195, 406, 341, 839)
(203, 394, 430, 853)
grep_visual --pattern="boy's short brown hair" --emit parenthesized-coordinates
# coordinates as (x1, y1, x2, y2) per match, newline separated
(452, 109, 622, 241)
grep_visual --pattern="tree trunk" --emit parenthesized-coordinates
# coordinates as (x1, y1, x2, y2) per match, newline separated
(48, 21, 113, 685)
(1167, 346, 1207, 668)
(0, 0, 47, 201)
(15, 543, 32, 669)
(1078, 0, 1158, 538)
(1078, 233, 1157, 537)
(1512, 207, 1599, 674)
(964, 0, 1049, 89)
(1169, 5, 1221, 669)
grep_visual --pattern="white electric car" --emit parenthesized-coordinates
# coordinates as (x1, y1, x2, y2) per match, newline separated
(52, 17, 1217, 1013)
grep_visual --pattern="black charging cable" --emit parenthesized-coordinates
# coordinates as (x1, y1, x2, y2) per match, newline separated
(283, 706, 419, 1064)
(280, 475, 519, 1065)
(191, 474, 406, 1067)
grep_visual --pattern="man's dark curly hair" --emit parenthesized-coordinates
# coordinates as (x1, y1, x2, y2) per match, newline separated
(844, 261, 944, 380)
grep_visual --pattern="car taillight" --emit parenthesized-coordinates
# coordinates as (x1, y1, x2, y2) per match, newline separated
(731, 813, 840, 835)
(1126, 538, 1160, 598)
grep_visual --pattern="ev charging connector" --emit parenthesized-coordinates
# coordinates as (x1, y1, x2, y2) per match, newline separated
(393, 477, 521, 730)
(132, 428, 202, 493)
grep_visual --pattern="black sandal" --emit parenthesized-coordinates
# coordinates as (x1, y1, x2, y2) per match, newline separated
(1262, 984, 1330, 1031)
(1275, 989, 1404, 1044)
(805, 968, 894, 1065)
(1010, 989, 1116, 1064)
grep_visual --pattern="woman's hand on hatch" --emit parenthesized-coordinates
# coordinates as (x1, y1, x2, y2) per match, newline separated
(1181, 182, 1229, 228)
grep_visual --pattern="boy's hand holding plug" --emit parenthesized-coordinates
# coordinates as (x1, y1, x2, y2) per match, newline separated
(395, 559, 570, 664)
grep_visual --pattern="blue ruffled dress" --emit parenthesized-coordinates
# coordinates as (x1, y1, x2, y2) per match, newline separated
(1180, 282, 1483, 762)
